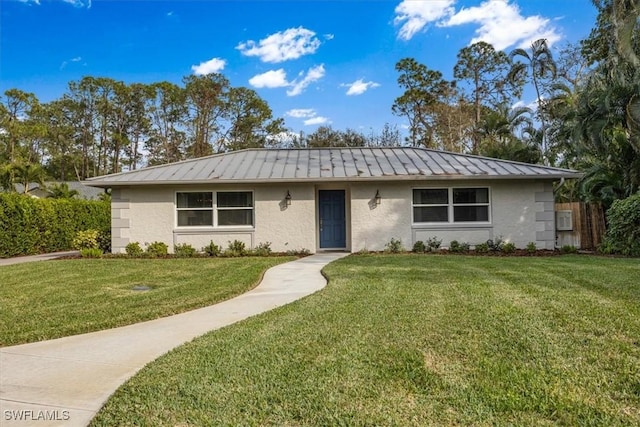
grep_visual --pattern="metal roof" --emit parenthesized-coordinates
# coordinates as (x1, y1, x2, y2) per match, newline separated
(85, 148, 582, 187)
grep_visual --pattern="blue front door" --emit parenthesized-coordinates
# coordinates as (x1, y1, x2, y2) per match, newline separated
(319, 190, 346, 249)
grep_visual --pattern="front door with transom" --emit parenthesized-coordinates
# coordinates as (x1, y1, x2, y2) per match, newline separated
(318, 190, 346, 249)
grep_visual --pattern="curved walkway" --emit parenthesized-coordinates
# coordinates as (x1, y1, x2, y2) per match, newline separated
(0, 252, 349, 427)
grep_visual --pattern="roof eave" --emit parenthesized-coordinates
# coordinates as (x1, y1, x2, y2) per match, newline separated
(84, 173, 582, 188)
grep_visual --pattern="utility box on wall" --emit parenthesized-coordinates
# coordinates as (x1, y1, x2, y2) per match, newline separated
(556, 210, 573, 231)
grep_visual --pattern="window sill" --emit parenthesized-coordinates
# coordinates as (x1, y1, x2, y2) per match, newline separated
(174, 227, 255, 234)
(412, 223, 492, 229)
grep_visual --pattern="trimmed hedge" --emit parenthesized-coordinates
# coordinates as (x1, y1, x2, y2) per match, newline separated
(0, 193, 110, 258)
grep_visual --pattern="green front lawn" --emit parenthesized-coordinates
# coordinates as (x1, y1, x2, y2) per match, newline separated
(0, 257, 293, 346)
(92, 254, 640, 426)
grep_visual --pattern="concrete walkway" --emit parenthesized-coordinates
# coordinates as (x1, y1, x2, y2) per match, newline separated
(0, 251, 79, 266)
(0, 252, 349, 427)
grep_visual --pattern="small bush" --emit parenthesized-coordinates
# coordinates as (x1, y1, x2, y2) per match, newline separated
(384, 238, 404, 253)
(97, 228, 111, 253)
(502, 242, 516, 254)
(125, 242, 144, 256)
(253, 241, 272, 257)
(72, 229, 99, 250)
(225, 240, 246, 257)
(285, 248, 311, 256)
(486, 236, 504, 252)
(79, 248, 102, 258)
(203, 241, 221, 257)
(526, 242, 537, 254)
(602, 193, 640, 256)
(413, 241, 426, 253)
(426, 236, 442, 251)
(449, 240, 470, 253)
(146, 241, 168, 257)
(174, 243, 197, 258)
(561, 245, 578, 254)
(475, 242, 489, 254)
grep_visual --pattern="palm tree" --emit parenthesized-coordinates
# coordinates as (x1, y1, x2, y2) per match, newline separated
(48, 182, 79, 199)
(13, 162, 47, 194)
(477, 105, 541, 163)
(508, 39, 557, 164)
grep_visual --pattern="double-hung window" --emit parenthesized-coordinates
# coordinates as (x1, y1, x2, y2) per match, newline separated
(217, 192, 253, 226)
(413, 187, 490, 224)
(176, 191, 253, 227)
(177, 192, 213, 226)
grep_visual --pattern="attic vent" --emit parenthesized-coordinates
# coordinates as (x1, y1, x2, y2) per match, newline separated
(556, 210, 573, 231)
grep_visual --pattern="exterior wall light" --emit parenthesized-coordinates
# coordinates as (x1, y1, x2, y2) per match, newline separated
(285, 190, 292, 206)
(375, 190, 381, 205)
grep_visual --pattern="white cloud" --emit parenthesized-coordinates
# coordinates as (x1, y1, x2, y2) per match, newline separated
(248, 65, 325, 97)
(341, 79, 380, 96)
(394, 0, 561, 50)
(18, 0, 41, 5)
(249, 69, 289, 88)
(285, 108, 330, 125)
(304, 116, 330, 126)
(394, 0, 455, 40)
(60, 56, 83, 70)
(266, 131, 300, 146)
(286, 109, 317, 118)
(287, 64, 325, 96)
(440, 0, 561, 50)
(62, 0, 91, 8)
(324, 34, 335, 40)
(237, 27, 321, 63)
(191, 57, 226, 75)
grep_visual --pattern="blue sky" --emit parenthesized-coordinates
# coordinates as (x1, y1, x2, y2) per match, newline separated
(1, 0, 597, 137)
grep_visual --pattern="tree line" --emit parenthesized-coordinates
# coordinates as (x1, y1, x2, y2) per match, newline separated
(1, 0, 638, 208)
(0, 72, 402, 191)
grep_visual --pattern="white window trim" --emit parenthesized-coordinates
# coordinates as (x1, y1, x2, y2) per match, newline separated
(412, 186, 491, 225)
(175, 190, 255, 229)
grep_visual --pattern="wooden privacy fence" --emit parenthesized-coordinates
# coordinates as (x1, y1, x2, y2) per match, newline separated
(555, 202, 606, 250)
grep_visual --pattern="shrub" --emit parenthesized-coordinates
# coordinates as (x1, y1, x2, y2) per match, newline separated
(225, 240, 246, 257)
(526, 242, 537, 254)
(426, 236, 442, 251)
(253, 241, 272, 257)
(502, 242, 516, 254)
(384, 238, 404, 253)
(203, 241, 221, 257)
(412, 241, 426, 253)
(72, 229, 99, 250)
(561, 245, 578, 254)
(97, 228, 111, 253)
(602, 193, 640, 256)
(285, 248, 311, 256)
(174, 243, 197, 257)
(486, 236, 504, 252)
(125, 242, 144, 256)
(474, 242, 489, 254)
(79, 248, 103, 258)
(146, 241, 168, 257)
(449, 240, 470, 253)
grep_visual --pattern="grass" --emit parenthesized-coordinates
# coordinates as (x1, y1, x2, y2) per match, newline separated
(0, 257, 293, 346)
(91, 254, 640, 426)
